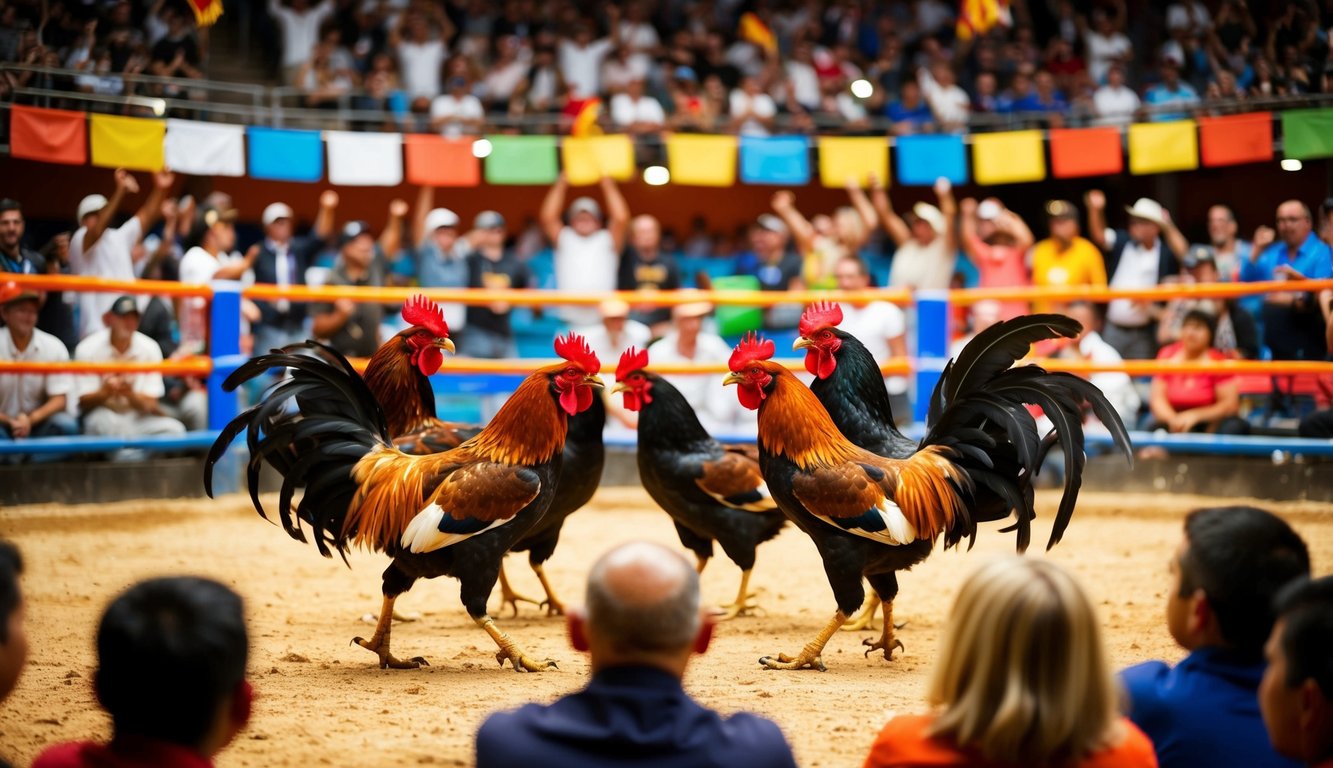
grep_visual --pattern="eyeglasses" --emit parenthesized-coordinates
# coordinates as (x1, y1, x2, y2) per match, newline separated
(1276, 216, 1308, 223)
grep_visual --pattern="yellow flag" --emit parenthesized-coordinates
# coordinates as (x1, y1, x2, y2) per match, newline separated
(188, 0, 224, 26)
(89, 114, 165, 171)
(1128, 120, 1199, 175)
(971, 130, 1046, 185)
(666, 134, 738, 187)
(562, 135, 635, 186)
(738, 13, 777, 56)
(817, 137, 889, 188)
(957, 0, 1009, 41)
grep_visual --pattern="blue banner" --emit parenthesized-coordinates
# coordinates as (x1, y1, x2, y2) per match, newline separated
(895, 134, 968, 186)
(739, 136, 811, 185)
(247, 126, 324, 183)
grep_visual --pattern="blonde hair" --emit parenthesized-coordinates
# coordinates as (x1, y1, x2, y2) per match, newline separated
(926, 557, 1122, 767)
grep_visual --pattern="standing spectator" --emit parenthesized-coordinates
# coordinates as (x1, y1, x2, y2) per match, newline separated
(178, 207, 252, 286)
(1208, 204, 1252, 282)
(609, 76, 665, 136)
(1144, 59, 1200, 121)
(538, 173, 630, 328)
(1087, 192, 1187, 361)
(70, 169, 174, 340)
(559, 16, 616, 101)
(1030, 199, 1107, 313)
(917, 63, 969, 131)
(732, 215, 803, 330)
(513, 43, 562, 117)
(410, 185, 467, 335)
(462, 211, 529, 359)
(309, 200, 407, 359)
(268, 0, 333, 85)
(429, 75, 484, 137)
(875, 177, 957, 292)
(1259, 576, 1333, 767)
(1093, 64, 1141, 125)
(728, 74, 777, 136)
(770, 183, 877, 286)
(392, 6, 453, 110)
(1145, 310, 1250, 435)
(831, 256, 911, 425)
(251, 192, 337, 354)
(617, 215, 679, 336)
(1121, 505, 1309, 768)
(959, 197, 1034, 320)
(148, 10, 203, 85)
(32, 578, 252, 768)
(1241, 201, 1333, 361)
(476, 541, 796, 768)
(1157, 246, 1259, 359)
(885, 78, 935, 134)
(0, 285, 78, 460)
(481, 35, 530, 111)
(1085, 8, 1132, 84)
(72, 296, 186, 459)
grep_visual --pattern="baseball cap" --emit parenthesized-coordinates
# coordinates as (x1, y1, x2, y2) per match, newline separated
(568, 197, 602, 220)
(262, 202, 294, 227)
(339, 220, 373, 246)
(186, 206, 238, 250)
(77, 194, 109, 221)
(977, 200, 1002, 221)
(474, 210, 505, 230)
(599, 298, 630, 318)
(1184, 244, 1216, 269)
(424, 208, 460, 232)
(674, 65, 697, 82)
(108, 295, 140, 316)
(912, 202, 946, 235)
(756, 213, 788, 235)
(0, 281, 39, 307)
(1045, 199, 1079, 220)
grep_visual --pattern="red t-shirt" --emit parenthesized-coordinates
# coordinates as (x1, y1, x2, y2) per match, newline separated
(965, 234, 1032, 320)
(32, 738, 214, 768)
(864, 713, 1158, 768)
(1156, 343, 1233, 411)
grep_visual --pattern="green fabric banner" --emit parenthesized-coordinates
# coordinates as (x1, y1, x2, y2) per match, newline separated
(1281, 109, 1333, 160)
(483, 135, 559, 185)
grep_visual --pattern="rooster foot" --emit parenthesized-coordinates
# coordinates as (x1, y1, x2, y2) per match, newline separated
(840, 593, 881, 632)
(496, 566, 542, 618)
(539, 597, 566, 617)
(758, 651, 827, 672)
(862, 635, 905, 661)
(352, 636, 429, 670)
(714, 596, 762, 621)
(494, 648, 559, 673)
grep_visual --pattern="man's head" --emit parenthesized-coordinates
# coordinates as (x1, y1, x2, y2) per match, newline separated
(600, 298, 629, 334)
(630, 214, 661, 257)
(104, 295, 141, 342)
(77, 193, 109, 230)
(1167, 506, 1310, 657)
(472, 210, 505, 251)
(1125, 198, 1166, 248)
(1160, 58, 1181, 88)
(0, 284, 40, 341)
(0, 199, 23, 254)
(424, 208, 460, 253)
(1276, 200, 1313, 249)
(754, 214, 788, 258)
(570, 542, 711, 675)
(190, 207, 238, 255)
(1260, 576, 1333, 763)
(0, 540, 26, 705)
(262, 202, 294, 244)
(1107, 64, 1126, 89)
(1208, 204, 1238, 248)
(1046, 199, 1080, 245)
(1063, 300, 1098, 342)
(95, 577, 250, 757)
(1183, 245, 1219, 283)
(568, 197, 603, 237)
(910, 203, 944, 246)
(339, 220, 376, 268)
(672, 301, 711, 338)
(833, 255, 871, 292)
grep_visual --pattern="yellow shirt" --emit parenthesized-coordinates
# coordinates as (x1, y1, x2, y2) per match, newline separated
(1031, 236, 1108, 312)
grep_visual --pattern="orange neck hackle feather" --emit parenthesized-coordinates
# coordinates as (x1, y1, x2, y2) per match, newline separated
(465, 364, 571, 465)
(364, 333, 437, 437)
(755, 364, 860, 469)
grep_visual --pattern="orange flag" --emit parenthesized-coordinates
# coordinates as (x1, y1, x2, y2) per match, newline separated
(738, 12, 777, 56)
(9, 105, 87, 165)
(188, 0, 223, 26)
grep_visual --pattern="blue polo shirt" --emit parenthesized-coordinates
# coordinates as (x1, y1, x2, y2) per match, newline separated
(1239, 232, 1333, 283)
(1121, 647, 1302, 768)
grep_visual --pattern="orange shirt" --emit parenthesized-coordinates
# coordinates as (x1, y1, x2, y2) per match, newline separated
(864, 713, 1158, 768)
(1031, 236, 1108, 313)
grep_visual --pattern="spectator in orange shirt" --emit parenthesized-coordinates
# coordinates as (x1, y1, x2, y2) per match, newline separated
(1146, 309, 1250, 435)
(1031, 199, 1107, 313)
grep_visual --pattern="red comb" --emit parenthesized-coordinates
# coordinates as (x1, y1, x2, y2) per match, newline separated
(798, 301, 844, 336)
(554, 333, 601, 373)
(402, 295, 450, 337)
(728, 333, 776, 372)
(616, 347, 649, 381)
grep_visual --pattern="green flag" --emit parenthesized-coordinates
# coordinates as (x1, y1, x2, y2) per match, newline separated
(483, 135, 559, 185)
(1281, 109, 1333, 160)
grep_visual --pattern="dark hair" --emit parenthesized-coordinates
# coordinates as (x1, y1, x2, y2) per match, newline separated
(1181, 309, 1217, 346)
(0, 199, 21, 216)
(1274, 575, 1333, 696)
(96, 577, 248, 747)
(1179, 506, 1310, 657)
(0, 540, 23, 643)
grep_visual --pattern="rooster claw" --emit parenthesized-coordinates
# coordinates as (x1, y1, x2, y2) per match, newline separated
(495, 649, 558, 673)
(758, 652, 827, 672)
(538, 599, 566, 617)
(862, 636, 905, 661)
(351, 636, 430, 669)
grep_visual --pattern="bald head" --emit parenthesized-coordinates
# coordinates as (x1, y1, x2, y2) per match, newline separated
(585, 542, 701, 655)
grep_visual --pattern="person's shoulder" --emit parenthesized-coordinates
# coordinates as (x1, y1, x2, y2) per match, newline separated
(32, 327, 71, 360)
(73, 329, 108, 359)
(1084, 719, 1159, 768)
(475, 704, 550, 764)
(696, 710, 795, 765)
(864, 714, 949, 767)
(131, 331, 164, 360)
(1155, 341, 1183, 360)
(1120, 659, 1175, 713)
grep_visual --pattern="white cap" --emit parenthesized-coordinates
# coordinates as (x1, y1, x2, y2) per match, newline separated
(424, 208, 460, 231)
(77, 194, 108, 221)
(977, 199, 1002, 221)
(568, 196, 602, 219)
(262, 202, 294, 227)
(912, 202, 946, 235)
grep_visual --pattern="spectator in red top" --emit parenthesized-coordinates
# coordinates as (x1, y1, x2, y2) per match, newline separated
(959, 196, 1034, 320)
(1146, 309, 1249, 435)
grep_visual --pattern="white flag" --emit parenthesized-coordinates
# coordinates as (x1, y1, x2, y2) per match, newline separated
(164, 119, 245, 177)
(326, 131, 404, 186)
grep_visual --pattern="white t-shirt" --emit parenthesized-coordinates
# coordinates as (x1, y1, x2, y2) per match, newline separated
(1085, 31, 1132, 84)
(0, 326, 74, 417)
(617, 20, 659, 72)
(601, 57, 649, 94)
(179, 245, 225, 285)
(888, 237, 956, 292)
(839, 301, 909, 395)
(554, 227, 618, 326)
(558, 38, 614, 99)
(1106, 233, 1162, 327)
(610, 93, 665, 128)
(430, 93, 484, 137)
(398, 38, 447, 99)
(1166, 2, 1210, 32)
(918, 69, 970, 126)
(69, 216, 143, 340)
(785, 60, 820, 109)
(481, 59, 528, 103)
(269, 0, 333, 69)
(1093, 84, 1140, 125)
(71, 329, 166, 414)
(729, 90, 776, 136)
(648, 331, 757, 436)
(579, 319, 652, 365)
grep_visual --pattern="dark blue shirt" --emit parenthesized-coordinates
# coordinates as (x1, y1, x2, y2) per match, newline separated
(475, 665, 797, 768)
(885, 100, 934, 127)
(1121, 647, 1302, 768)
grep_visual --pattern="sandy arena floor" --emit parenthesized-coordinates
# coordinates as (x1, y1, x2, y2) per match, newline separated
(0, 489, 1329, 767)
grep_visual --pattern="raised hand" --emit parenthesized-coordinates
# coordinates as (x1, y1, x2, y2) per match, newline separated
(115, 168, 140, 195)
(388, 198, 409, 218)
(320, 189, 340, 208)
(1085, 189, 1106, 211)
(153, 168, 176, 189)
(1252, 225, 1275, 255)
(771, 190, 796, 211)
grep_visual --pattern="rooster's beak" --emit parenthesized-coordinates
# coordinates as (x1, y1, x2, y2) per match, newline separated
(609, 381, 628, 395)
(722, 372, 743, 386)
(792, 337, 813, 351)
(436, 337, 456, 354)
(584, 374, 605, 389)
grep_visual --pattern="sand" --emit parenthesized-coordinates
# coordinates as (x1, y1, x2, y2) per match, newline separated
(1, 489, 1330, 767)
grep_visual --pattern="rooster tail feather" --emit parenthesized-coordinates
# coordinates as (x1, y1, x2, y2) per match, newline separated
(937, 314, 1081, 409)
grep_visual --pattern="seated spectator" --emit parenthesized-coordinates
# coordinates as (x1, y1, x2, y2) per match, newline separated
(732, 215, 803, 330)
(770, 182, 876, 286)
(267, 0, 333, 85)
(601, 44, 644, 95)
(1241, 201, 1333, 361)
(959, 196, 1034, 320)
(310, 200, 407, 359)
(609, 76, 665, 136)
(512, 43, 563, 117)
(1093, 64, 1141, 125)
(885, 78, 935, 134)
(1157, 246, 1259, 358)
(617, 214, 679, 335)
(1208, 204, 1252, 283)
(582, 299, 651, 431)
(0, 198, 43, 277)
(1122, 505, 1310, 768)
(996, 69, 1035, 113)
(0, 197, 73, 349)
(32, 577, 251, 768)
(971, 71, 1000, 113)
(1260, 575, 1333, 767)
(0, 539, 25, 768)
(429, 76, 484, 137)
(728, 74, 777, 137)
(1031, 199, 1107, 312)
(865, 557, 1156, 768)
(874, 177, 957, 292)
(1011, 70, 1070, 125)
(481, 35, 530, 112)
(476, 541, 796, 767)
(832, 256, 911, 426)
(1145, 309, 1250, 435)
(539, 173, 629, 328)
(410, 185, 466, 335)
(352, 65, 410, 132)
(72, 296, 186, 460)
(648, 302, 754, 434)
(917, 63, 969, 131)
(1045, 37, 1088, 94)
(147, 8, 203, 88)
(949, 299, 1003, 358)
(0, 284, 79, 461)
(461, 211, 529, 359)
(1044, 300, 1143, 431)
(1144, 59, 1201, 121)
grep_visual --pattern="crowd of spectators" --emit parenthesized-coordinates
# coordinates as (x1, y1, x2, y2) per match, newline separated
(4, 0, 1333, 133)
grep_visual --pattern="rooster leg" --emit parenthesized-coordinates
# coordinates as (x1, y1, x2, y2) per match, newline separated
(475, 615, 558, 673)
(862, 601, 906, 661)
(758, 610, 847, 672)
(352, 596, 429, 670)
(840, 591, 881, 632)
(496, 563, 542, 618)
(531, 563, 566, 617)
(715, 569, 759, 621)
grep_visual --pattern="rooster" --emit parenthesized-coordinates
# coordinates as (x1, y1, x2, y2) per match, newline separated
(724, 319, 1130, 671)
(794, 303, 1131, 632)
(205, 334, 603, 671)
(611, 347, 785, 619)
(353, 296, 606, 617)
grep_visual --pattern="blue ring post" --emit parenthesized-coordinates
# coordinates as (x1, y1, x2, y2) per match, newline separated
(208, 280, 243, 431)
(913, 290, 951, 424)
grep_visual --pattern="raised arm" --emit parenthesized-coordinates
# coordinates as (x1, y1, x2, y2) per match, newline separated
(132, 169, 175, 235)
(994, 203, 1034, 251)
(601, 175, 630, 253)
(959, 197, 980, 259)
(140, 197, 179, 277)
(412, 184, 433, 247)
(211, 242, 261, 281)
(869, 175, 909, 247)
(1159, 208, 1188, 261)
(770, 190, 816, 255)
(935, 177, 957, 254)
(314, 189, 338, 241)
(380, 198, 409, 259)
(539, 173, 569, 244)
(1084, 189, 1108, 251)
(84, 169, 135, 251)
(846, 181, 878, 247)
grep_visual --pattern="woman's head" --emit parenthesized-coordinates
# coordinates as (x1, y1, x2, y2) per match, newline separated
(928, 557, 1120, 765)
(1180, 310, 1217, 354)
